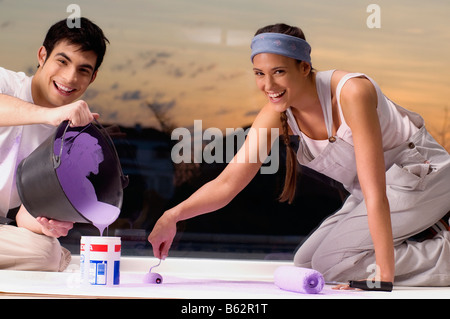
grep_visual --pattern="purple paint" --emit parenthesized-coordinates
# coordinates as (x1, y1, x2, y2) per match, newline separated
(54, 132, 120, 235)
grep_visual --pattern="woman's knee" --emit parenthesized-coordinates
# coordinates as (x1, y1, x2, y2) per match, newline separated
(293, 249, 312, 268)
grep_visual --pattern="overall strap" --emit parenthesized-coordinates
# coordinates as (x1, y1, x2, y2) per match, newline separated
(315, 70, 335, 138)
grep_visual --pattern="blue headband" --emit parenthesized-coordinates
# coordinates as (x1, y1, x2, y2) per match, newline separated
(250, 32, 311, 65)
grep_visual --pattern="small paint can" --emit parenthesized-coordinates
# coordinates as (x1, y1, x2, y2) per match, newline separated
(80, 236, 121, 286)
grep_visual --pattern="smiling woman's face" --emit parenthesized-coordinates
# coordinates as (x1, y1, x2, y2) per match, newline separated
(252, 52, 310, 113)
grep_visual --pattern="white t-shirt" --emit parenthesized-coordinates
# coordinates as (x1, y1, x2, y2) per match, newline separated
(0, 67, 55, 217)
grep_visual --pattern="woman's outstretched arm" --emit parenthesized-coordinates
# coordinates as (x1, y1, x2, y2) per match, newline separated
(148, 103, 282, 259)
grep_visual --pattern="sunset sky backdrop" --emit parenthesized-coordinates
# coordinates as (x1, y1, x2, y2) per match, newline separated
(1, 0, 449, 148)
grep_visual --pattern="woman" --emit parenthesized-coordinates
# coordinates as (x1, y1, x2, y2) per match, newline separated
(148, 23, 450, 287)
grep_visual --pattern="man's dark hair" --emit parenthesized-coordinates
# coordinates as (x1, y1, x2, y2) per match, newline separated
(41, 17, 109, 72)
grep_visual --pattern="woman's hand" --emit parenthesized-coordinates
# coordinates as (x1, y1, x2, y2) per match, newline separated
(332, 283, 354, 290)
(148, 210, 178, 260)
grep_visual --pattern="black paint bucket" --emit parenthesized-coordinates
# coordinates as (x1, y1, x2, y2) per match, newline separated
(16, 121, 129, 224)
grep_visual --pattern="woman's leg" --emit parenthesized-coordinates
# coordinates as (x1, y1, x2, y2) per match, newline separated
(294, 164, 450, 286)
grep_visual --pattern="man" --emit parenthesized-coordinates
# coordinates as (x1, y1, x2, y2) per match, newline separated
(0, 17, 109, 271)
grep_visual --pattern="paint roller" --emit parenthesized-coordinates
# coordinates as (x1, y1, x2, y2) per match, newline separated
(143, 259, 163, 284)
(274, 266, 394, 293)
(274, 266, 324, 294)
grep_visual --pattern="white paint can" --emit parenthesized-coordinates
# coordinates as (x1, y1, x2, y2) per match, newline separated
(80, 236, 121, 286)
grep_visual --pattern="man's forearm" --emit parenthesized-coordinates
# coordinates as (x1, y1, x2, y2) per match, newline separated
(15, 205, 44, 234)
(0, 94, 48, 126)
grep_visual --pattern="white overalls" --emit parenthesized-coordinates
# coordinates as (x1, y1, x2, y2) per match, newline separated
(289, 70, 450, 286)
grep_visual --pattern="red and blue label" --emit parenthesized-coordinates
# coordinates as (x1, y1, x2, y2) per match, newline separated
(85, 244, 121, 285)
(89, 260, 120, 285)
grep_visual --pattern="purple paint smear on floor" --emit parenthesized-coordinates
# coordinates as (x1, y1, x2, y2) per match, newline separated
(54, 132, 120, 235)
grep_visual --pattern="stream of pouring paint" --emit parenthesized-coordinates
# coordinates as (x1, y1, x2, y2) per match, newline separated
(54, 132, 120, 235)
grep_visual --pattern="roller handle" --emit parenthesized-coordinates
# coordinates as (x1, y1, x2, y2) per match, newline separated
(348, 280, 393, 292)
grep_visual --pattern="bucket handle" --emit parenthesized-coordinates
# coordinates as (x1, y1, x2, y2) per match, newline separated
(52, 120, 129, 189)
(53, 121, 92, 168)
(53, 121, 71, 169)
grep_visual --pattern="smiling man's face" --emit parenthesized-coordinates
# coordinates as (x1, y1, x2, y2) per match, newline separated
(32, 40, 98, 108)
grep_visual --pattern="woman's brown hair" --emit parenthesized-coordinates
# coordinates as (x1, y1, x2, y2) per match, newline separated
(254, 23, 310, 204)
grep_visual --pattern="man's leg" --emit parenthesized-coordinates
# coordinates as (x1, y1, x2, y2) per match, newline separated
(0, 225, 71, 271)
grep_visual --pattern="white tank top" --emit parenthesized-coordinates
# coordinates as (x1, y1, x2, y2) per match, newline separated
(287, 70, 419, 159)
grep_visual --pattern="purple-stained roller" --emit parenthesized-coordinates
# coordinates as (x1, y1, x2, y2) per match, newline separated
(143, 272, 163, 284)
(143, 259, 163, 284)
(274, 266, 324, 294)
